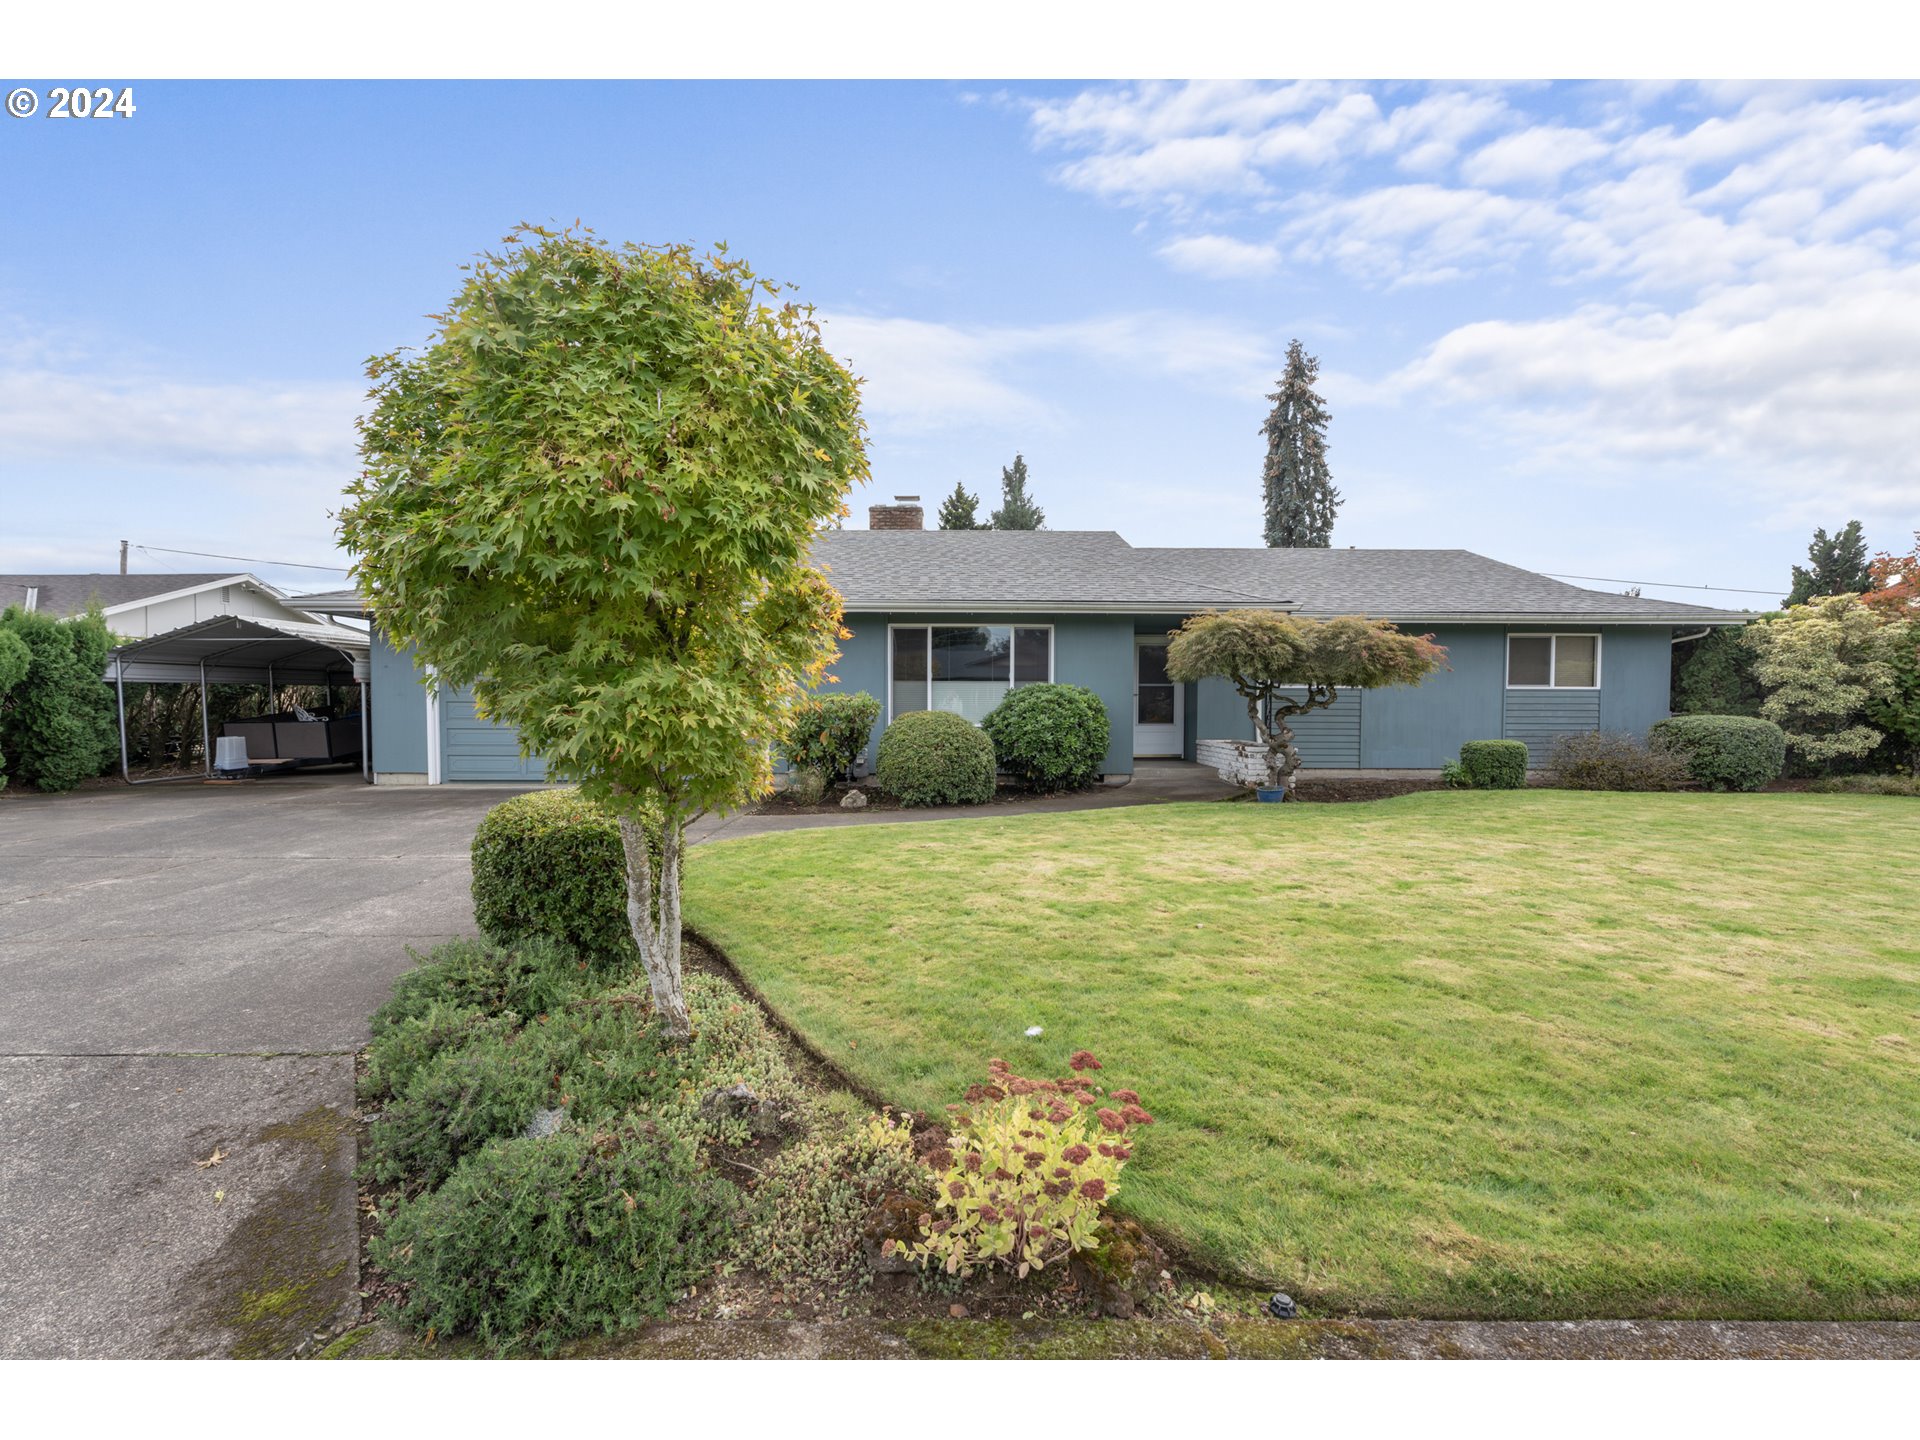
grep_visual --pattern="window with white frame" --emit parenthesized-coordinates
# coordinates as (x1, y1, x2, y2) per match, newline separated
(889, 624, 1052, 724)
(1506, 633, 1600, 688)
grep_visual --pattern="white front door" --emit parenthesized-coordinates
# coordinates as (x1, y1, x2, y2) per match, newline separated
(1133, 638, 1184, 757)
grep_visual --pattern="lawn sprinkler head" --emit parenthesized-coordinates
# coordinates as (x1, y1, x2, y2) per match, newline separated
(1266, 1292, 1298, 1320)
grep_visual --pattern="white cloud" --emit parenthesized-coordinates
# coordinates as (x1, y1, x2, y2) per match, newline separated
(1460, 124, 1611, 187)
(0, 313, 368, 576)
(0, 368, 360, 471)
(818, 313, 1053, 434)
(1012, 80, 1920, 531)
(1387, 265, 1920, 519)
(1281, 184, 1564, 286)
(820, 309, 1280, 434)
(1156, 233, 1282, 278)
(1028, 83, 1513, 207)
(0, 313, 361, 475)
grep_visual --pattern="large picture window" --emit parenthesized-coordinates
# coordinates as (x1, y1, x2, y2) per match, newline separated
(890, 625, 1053, 724)
(1507, 633, 1600, 689)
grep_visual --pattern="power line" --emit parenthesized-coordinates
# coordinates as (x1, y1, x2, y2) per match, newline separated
(135, 544, 351, 573)
(1545, 572, 1779, 597)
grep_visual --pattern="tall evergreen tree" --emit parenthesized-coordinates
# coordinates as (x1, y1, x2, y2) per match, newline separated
(1260, 340, 1340, 548)
(989, 453, 1045, 530)
(936, 480, 987, 530)
(1785, 520, 1873, 606)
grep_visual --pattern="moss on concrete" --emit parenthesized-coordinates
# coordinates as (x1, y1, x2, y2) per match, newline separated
(164, 1103, 358, 1359)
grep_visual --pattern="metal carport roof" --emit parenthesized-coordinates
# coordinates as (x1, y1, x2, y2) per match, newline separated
(102, 616, 373, 783)
(104, 615, 369, 685)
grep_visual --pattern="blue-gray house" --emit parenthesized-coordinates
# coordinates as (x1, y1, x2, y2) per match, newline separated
(303, 495, 1748, 784)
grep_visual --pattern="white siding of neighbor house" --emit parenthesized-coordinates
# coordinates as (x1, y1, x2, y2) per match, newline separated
(107, 584, 316, 638)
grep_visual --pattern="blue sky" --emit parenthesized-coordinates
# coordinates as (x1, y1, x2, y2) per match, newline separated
(3, 79, 1916, 603)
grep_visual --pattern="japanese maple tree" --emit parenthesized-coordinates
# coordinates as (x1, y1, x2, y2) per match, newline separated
(341, 228, 866, 1037)
(1165, 610, 1445, 795)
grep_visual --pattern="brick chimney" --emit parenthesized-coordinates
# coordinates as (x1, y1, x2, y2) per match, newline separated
(868, 494, 924, 530)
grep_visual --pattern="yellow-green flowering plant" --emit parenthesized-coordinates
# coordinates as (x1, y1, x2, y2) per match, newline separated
(896, 1051, 1153, 1280)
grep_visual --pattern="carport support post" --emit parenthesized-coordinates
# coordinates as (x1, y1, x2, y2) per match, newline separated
(359, 679, 369, 781)
(199, 659, 212, 777)
(114, 658, 130, 782)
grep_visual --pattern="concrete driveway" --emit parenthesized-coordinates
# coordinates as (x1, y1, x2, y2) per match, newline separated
(0, 774, 527, 1358)
(0, 764, 1236, 1359)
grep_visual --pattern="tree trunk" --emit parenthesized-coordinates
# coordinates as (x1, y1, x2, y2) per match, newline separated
(617, 812, 692, 1040)
(1258, 686, 1337, 799)
(1267, 715, 1303, 796)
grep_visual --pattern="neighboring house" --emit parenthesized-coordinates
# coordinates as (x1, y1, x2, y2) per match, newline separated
(300, 496, 1749, 785)
(0, 572, 333, 638)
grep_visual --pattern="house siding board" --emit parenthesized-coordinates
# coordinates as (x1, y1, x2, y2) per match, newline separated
(1358, 625, 1505, 768)
(1193, 677, 1363, 767)
(1502, 689, 1602, 765)
(1280, 688, 1362, 768)
(372, 616, 1680, 783)
(838, 611, 1137, 775)
(1596, 626, 1674, 737)
(441, 687, 546, 781)
(371, 629, 428, 775)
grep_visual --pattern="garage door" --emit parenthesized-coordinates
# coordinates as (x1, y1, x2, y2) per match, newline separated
(439, 686, 547, 782)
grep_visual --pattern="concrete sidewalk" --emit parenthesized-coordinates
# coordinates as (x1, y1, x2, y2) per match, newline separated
(0, 774, 530, 1358)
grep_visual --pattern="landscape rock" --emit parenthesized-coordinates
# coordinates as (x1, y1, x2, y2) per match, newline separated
(696, 1083, 786, 1138)
(839, 789, 869, 809)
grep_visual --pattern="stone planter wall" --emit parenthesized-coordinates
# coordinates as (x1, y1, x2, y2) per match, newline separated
(1197, 738, 1269, 788)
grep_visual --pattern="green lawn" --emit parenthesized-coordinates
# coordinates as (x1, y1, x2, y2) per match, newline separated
(682, 791, 1920, 1319)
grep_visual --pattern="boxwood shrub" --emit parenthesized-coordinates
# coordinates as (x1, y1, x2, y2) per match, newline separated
(875, 710, 996, 806)
(1649, 714, 1787, 791)
(1458, 739, 1528, 789)
(981, 683, 1110, 792)
(471, 789, 630, 963)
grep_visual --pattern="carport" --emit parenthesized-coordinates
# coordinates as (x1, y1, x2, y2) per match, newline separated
(104, 615, 372, 783)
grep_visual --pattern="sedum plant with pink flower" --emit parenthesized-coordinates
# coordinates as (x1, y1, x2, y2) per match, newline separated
(894, 1051, 1153, 1280)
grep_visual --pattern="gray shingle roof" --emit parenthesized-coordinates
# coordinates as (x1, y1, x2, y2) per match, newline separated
(287, 587, 368, 615)
(0, 573, 240, 618)
(1144, 547, 1747, 621)
(809, 531, 1285, 611)
(807, 531, 1750, 624)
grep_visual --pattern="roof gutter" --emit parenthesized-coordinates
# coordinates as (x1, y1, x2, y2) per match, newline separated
(1336, 612, 1756, 627)
(842, 600, 1297, 616)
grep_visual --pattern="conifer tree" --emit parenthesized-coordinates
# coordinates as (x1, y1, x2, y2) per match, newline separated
(937, 480, 986, 530)
(989, 453, 1045, 530)
(1260, 340, 1340, 548)
(1784, 520, 1872, 607)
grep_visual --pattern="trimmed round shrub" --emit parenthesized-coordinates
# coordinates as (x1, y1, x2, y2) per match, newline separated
(1649, 714, 1787, 792)
(981, 683, 1110, 792)
(471, 789, 630, 962)
(370, 1126, 735, 1352)
(1458, 739, 1528, 789)
(875, 710, 996, 806)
